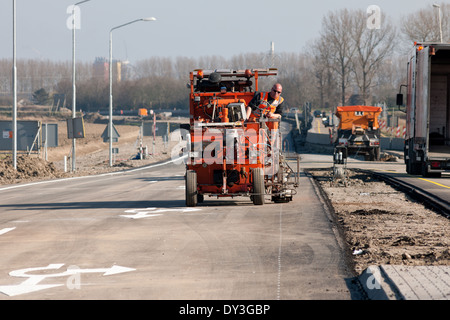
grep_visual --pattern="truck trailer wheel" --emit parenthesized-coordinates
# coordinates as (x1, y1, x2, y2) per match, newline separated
(186, 170, 198, 207)
(375, 147, 380, 161)
(252, 168, 265, 205)
(406, 147, 421, 175)
(406, 159, 420, 175)
(368, 148, 378, 161)
(421, 163, 442, 178)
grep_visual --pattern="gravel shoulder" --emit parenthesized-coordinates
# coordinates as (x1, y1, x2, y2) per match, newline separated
(308, 168, 450, 274)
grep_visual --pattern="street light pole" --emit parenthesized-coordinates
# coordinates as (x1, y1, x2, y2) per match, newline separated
(12, 0, 17, 170)
(109, 17, 156, 166)
(71, 0, 91, 172)
(433, 3, 443, 43)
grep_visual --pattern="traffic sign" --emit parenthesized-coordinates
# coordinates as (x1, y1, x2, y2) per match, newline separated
(67, 117, 85, 139)
(101, 123, 120, 142)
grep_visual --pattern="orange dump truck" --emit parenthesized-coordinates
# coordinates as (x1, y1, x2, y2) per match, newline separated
(335, 105, 382, 161)
(184, 68, 298, 206)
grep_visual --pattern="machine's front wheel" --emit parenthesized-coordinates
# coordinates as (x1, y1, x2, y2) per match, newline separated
(252, 168, 265, 205)
(186, 170, 198, 207)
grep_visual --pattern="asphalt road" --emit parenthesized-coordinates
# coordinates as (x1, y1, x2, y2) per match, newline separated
(0, 157, 359, 300)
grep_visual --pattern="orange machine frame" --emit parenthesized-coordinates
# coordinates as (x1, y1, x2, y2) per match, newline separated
(186, 69, 282, 201)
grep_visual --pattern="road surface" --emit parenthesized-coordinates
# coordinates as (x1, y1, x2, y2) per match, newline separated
(0, 157, 358, 300)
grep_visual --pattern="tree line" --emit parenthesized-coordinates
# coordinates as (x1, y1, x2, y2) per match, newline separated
(0, 3, 448, 115)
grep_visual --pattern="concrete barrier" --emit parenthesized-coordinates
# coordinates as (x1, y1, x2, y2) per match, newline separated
(380, 137, 404, 151)
(305, 131, 404, 152)
(306, 132, 333, 145)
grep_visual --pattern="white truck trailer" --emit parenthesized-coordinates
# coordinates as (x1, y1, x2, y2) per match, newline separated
(397, 42, 450, 177)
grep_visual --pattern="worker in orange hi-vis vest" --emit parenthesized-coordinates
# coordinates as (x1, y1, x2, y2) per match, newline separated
(246, 83, 284, 120)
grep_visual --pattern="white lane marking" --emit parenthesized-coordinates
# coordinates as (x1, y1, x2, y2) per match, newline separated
(121, 207, 201, 219)
(0, 156, 187, 192)
(0, 264, 135, 297)
(277, 205, 283, 300)
(0, 227, 16, 236)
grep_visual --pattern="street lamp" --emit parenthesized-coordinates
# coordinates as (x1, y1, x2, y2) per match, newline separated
(433, 3, 443, 43)
(109, 17, 156, 166)
(71, 0, 91, 172)
(12, 0, 17, 170)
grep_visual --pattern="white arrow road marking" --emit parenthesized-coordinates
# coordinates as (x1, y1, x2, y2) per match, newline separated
(0, 264, 135, 297)
(0, 283, 62, 297)
(0, 227, 16, 236)
(0, 264, 65, 297)
(120, 207, 202, 219)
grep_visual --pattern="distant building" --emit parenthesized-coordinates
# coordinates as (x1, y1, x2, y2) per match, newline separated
(93, 57, 109, 82)
(120, 60, 131, 81)
(93, 57, 130, 83)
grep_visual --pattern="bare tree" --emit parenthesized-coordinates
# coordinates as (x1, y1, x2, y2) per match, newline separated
(230, 52, 266, 70)
(174, 56, 197, 80)
(400, 3, 450, 44)
(320, 9, 356, 106)
(351, 10, 396, 105)
(309, 37, 339, 111)
(134, 57, 174, 78)
(275, 52, 314, 108)
(372, 55, 407, 106)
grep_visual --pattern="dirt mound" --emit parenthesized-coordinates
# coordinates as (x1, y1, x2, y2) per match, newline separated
(83, 112, 104, 123)
(309, 169, 450, 273)
(0, 118, 187, 186)
(0, 155, 69, 184)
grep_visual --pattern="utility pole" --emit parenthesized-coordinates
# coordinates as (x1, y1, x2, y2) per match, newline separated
(71, 0, 91, 172)
(433, 3, 443, 43)
(12, 0, 17, 170)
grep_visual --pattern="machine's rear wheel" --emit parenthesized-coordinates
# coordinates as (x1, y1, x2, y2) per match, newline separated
(186, 170, 197, 207)
(252, 168, 265, 205)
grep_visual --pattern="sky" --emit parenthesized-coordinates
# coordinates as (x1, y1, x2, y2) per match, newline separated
(0, 0, 443, 64)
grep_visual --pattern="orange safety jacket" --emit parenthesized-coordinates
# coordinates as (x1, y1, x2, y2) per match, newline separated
(250, 92, 284, 118)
